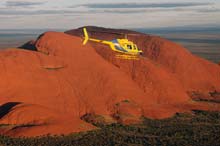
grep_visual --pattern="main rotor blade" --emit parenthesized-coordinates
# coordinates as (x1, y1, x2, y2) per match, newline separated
(87, 30, 143, 36)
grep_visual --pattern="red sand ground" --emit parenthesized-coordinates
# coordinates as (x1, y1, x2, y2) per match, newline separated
(0, 27, 219, 137)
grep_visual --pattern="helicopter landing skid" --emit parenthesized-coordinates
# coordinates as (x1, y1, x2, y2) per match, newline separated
(115, 54, 140, 60)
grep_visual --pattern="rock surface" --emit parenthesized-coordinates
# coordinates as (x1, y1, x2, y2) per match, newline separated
(0, 27, 219, 137)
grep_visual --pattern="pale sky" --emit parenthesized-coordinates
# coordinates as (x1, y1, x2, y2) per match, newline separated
(0, 0, 219, 29)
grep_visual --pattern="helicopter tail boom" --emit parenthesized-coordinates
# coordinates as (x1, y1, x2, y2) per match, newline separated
(83, 27, 112, 45)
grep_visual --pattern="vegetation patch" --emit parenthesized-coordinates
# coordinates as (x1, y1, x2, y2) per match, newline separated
(0, 111, 219, 146)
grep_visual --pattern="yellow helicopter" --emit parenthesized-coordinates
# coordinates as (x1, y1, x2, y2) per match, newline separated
(82, 27, 143, 60)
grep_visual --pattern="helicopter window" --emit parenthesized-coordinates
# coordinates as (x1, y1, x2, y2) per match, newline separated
(127, 45, 132, 49)
(134, 45, 137, 50)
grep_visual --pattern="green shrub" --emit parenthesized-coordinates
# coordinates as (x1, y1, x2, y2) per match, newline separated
(0, 111, 219, 146)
